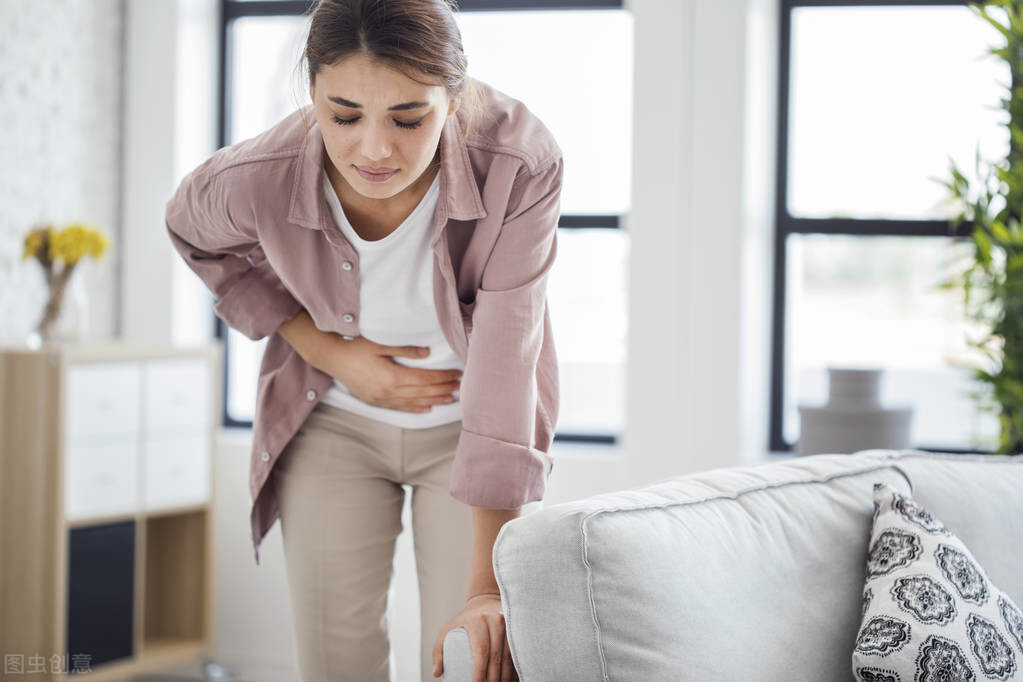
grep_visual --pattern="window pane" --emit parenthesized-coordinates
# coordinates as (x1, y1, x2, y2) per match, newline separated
(788, 6, 1009, 220)
(784, 234, 1000, 451)
(548, 229, 629, 436)
(228, 16, 310, 143)
(224, 15, 309, 424)
(227, 331, 263, 422)
(455, 10, 633, 215)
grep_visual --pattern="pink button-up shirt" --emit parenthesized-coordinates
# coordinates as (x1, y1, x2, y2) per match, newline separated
(165, 77, 563, 565)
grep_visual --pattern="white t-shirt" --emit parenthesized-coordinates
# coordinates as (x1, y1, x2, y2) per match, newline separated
(318, 168, 464, 428)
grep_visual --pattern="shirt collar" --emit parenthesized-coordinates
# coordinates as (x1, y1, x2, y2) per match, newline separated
(288, 104, 488, 237)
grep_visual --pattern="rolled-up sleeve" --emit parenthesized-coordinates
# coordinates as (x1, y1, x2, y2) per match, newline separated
(165, 165, 304, 342)
(449, 156, 564, 509)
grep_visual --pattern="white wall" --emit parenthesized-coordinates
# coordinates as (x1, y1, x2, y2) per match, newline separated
(122, 0, 219, 345)
(0, 0, 215, 346)
(623, 0, 779, 489)
(740, 0, 781, 466)
(170, 0, 221, 347)
(0, 0, 124, 344)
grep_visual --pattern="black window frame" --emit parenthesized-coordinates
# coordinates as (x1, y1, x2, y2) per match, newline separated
(216, 0, 626, 445)
(770, 0, 989, 454)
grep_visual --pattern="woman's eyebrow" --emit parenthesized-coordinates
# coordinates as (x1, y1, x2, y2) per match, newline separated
(327, 95, 429, 111)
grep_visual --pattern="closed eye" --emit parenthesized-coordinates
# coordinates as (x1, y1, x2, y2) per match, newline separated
(332, 114, 422, 130)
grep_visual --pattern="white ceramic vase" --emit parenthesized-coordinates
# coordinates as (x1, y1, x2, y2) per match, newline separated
(796, 367, 914, 456)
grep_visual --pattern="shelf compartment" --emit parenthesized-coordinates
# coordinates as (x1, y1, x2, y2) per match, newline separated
(141, 510, 210, 649)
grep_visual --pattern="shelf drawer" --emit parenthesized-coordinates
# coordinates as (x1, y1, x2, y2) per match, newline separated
(66, 361, 142, 440)
(143, 432, 211, 511)
(64, 437, 140, 521)
(144, 358, 211, 434)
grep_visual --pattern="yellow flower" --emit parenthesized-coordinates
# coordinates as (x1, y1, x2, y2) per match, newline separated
(22, 221, 110, 266)
(48, 223, 111, 266)
(21, 223, 55, 260)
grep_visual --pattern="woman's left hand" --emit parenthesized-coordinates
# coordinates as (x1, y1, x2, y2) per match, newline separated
(432, 593, 518, 682)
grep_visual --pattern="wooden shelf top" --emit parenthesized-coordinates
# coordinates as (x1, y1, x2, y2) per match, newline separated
(0, 339, 221, 363)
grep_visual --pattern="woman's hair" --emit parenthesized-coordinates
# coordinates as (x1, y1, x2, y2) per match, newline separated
(296, 0, 484, 147)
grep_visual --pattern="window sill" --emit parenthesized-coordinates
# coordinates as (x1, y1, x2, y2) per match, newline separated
(551, 438, 625, 461)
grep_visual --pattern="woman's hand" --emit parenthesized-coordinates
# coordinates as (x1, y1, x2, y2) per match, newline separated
(432, 593, 517, 682)
(309, 334, 463, 413)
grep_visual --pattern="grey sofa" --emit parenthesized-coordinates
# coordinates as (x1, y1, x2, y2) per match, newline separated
(441, 449, 1023, 681)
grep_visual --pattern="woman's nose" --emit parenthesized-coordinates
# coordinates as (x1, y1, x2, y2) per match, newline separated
(360, 123, 392, 162)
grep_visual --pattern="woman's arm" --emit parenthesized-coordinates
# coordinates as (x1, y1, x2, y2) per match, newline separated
(166, 165, 303, 342)
(448, 155, 564, 509)
(277, 308, 333, 365)
(467, 506, 522, 599)
(456, 156, 564, 594)
(432, 155, 563, 681)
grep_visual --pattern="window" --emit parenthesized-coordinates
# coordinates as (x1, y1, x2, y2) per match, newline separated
(772, 0, 1010, 453)
(217, 0, 632, 443)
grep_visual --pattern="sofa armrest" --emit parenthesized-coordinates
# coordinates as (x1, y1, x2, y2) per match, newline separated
(442, 627, 475, 681)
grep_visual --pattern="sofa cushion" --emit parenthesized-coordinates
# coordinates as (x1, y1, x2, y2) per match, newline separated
(885, 452, 1023, 603)
(494, 451, 910, 681)
(489, 450, 1023, 682)
(852, 482, 1023, 681)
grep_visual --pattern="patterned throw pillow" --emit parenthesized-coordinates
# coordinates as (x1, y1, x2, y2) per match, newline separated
(851, 482, 1023, 682)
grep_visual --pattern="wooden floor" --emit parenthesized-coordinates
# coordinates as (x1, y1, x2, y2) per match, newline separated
(128, 658, 237, 682)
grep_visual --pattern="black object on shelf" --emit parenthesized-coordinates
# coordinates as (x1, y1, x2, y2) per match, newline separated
(67, 520, 135, 668)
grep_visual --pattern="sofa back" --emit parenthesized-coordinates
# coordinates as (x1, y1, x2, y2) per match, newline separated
(492, 450, 1023, 682)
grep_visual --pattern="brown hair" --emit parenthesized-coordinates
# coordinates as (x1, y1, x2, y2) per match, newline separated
(295, 0, 484, 147)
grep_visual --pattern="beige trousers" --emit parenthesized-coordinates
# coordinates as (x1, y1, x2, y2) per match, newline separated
(271, 399, 474, 682)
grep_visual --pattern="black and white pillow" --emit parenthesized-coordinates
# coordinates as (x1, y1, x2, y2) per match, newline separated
(852, 482, 1023, 682)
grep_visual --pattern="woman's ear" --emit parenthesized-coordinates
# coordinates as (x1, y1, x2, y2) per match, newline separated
(448, 95, 460, 117)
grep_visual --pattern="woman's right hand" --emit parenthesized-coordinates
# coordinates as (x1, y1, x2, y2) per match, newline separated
(312, 334, 462, 413)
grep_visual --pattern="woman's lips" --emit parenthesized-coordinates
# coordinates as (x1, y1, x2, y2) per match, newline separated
(355, 166, 398, 182)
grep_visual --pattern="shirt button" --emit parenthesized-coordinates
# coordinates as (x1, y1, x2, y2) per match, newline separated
(306, 389, 317, 401)
(342, 261, 353, 271)
(343, 313, 354, 322)
(260, 451, 270, 462)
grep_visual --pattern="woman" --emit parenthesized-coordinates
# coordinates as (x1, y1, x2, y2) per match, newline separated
(164, 0, 563, 680)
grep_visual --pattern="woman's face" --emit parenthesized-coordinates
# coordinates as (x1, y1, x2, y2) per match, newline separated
(309, 52, 458, 206)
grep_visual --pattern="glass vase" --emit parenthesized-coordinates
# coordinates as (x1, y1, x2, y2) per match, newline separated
(53, 272, 90, 344)
(26, 269, 90, 349)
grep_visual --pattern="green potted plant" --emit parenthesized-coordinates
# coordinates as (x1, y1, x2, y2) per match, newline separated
(938, 0, 1023, 455)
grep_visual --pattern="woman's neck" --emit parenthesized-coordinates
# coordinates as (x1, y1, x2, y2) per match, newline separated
(329, 148, 440, 222)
